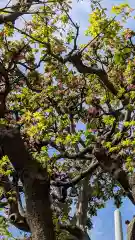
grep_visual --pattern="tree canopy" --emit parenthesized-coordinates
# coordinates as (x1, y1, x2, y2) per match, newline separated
(0, 0, 135, 239)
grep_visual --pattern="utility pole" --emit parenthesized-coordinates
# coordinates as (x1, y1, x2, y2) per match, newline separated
(114, 209, 123, 240)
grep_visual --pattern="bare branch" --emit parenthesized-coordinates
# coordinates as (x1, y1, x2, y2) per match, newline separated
(51, 161, 98, 188)
(49, 146, 93, 163)
(94, 145, 135, 205)
(68, 52, 118, 96)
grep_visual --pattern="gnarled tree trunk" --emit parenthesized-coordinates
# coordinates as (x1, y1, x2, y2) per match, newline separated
(75, 177, 91, 240)
(23, 177, 56, 240)
(0, 127, 56, 240)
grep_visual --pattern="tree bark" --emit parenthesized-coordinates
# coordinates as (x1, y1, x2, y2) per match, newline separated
(76, 177, 89, 231)
(23, 177, 56, 240)
(0, 126, 56, 240)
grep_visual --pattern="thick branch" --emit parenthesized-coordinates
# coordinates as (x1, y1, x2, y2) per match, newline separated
(68, 53, 118, 96)
(0, 12, 25, 24)
(0, 0, 35, 24)
(50, 146, 93, 162)
(51, 161, 98, 188)
(94, 146, 135, 205)
(0, 127, 33, 173)
(76, 177, 90, 231)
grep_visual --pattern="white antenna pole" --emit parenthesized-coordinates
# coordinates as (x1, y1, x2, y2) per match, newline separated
(114, 209, 123, 240)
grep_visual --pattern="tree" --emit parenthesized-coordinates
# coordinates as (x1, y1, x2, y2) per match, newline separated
(0, 0, 135, 239)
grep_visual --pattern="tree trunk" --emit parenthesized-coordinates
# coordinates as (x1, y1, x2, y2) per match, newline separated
(0, 127, 56, 240)
(76, 177, 89, 231)
(23, 176, 56, 240)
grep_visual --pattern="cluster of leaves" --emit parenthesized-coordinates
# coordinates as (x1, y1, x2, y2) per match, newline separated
(0, 216, 15, 240)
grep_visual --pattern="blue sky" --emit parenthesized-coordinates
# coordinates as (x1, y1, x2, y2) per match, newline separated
(1, 0, 135, 239)
(90, 198, 135, 240)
